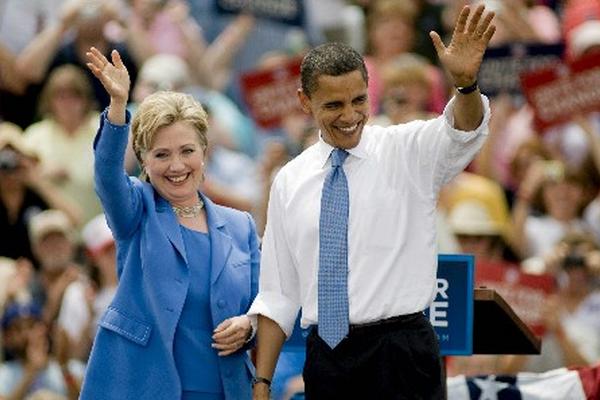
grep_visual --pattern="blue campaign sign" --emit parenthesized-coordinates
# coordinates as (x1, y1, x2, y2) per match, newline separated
(214, 0, 305, 26)
(424, 254, 474, 356)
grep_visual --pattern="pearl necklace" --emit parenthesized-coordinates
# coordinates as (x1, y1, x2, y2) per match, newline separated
(172, 199, 204, 218)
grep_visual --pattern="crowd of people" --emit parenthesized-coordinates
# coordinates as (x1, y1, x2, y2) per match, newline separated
(0, 0, 599, 399)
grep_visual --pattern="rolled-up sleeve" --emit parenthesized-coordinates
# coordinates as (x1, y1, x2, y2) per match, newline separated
(433, 94, 491, 190)
(247, 174, 301, 338)
(441, 94, 491, 143)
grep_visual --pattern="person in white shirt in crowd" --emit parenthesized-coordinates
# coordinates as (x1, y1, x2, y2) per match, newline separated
(28, 209, 91, 361)
(503, 233, 600, 373)
(81, 213, 117, 328)
(249, 5, 496, 399)
(512, 159, 594, 259)
(24, 65, 102, 226)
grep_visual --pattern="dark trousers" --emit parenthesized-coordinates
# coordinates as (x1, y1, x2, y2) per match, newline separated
(303, 313, 445, 400)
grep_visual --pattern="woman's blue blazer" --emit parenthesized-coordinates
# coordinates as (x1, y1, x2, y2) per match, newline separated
(80, 112, 259, 399)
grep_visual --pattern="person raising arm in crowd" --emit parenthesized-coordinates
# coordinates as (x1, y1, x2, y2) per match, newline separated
(79, 47, 259, 399)
(249, 4, 495, 399)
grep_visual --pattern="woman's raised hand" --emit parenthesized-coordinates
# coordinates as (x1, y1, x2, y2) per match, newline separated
(85, 47, 130, 105)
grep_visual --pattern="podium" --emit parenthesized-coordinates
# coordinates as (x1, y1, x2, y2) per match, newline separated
(473, 288, 541, 355)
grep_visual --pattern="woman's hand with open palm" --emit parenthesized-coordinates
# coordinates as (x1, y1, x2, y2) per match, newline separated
(86, 47, 130, 124)
(86, 47, 130, 103)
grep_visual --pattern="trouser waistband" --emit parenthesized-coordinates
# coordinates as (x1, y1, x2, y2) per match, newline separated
(348, 311, 424, 334)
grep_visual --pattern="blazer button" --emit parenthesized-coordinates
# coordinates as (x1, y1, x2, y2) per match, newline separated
(217, 299, 226, 309)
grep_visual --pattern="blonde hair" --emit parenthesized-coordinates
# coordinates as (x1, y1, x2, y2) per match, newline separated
(368, 0, 418, 25)
(381, 53, 431, 89)
(131, 91, 208, 181)
(366, 0, 418, 56)
(38, 65, 95, 117)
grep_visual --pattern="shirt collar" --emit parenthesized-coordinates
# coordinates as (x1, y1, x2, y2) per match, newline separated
(315, 129, 369, 168)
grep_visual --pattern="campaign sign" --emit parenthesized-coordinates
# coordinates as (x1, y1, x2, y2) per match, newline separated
(479, 43, 564, 97)
(475, 261, 555, 337)
(424, 254, 474, 356)
(215, 0, 304, 26)
(240, 57, 303, 129)
(521, 51, 600, 131)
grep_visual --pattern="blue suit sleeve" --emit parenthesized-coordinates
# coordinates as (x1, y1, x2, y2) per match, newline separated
(93, 109, 143, 240)
(247, 212, 260, 307)
(243, 211, 260, 350)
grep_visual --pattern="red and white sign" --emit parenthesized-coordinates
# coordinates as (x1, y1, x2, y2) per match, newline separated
(240, 57, 303, 129)
(475, 261, 556, 336)
(520, 52, 600, 131)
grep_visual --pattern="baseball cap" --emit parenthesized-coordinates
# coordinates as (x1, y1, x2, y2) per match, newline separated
(448, 200, 504, 236)
(138, 54, 190, 91)
(445, 173, 511, 239)
(569, 19, 600, 58)
(81, 213, 114, 256)
(29, 209, 73, 244)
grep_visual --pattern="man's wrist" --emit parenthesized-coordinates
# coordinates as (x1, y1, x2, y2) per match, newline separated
(252, 376, 272, 390)
(455, 80, 479, 95)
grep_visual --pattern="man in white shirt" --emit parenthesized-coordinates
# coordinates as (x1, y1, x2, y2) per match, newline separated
(249, 5, 496, 399)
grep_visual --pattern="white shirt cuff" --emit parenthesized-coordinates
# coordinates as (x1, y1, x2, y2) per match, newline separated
(247, 291, 300, 338)
(442, 94, 491, 143)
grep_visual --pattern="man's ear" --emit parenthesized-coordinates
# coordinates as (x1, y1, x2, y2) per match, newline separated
(297, 88, 312, 115)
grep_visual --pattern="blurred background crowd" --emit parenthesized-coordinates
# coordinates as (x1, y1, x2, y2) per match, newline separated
(0, 0, 600, 399)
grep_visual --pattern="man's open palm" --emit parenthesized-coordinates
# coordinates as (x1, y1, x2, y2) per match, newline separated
(430, 5, 496, 87)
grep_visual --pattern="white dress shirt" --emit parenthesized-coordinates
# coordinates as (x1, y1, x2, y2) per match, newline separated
(248, 96, 490, 337)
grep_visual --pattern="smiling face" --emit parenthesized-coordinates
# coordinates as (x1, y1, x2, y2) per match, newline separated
(298, 70, 369, 150)
(542, 180, 584, 222)
(143, 121, 205, 207)
(41, 65, 93, 126)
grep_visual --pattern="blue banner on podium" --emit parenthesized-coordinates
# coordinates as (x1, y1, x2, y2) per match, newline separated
(424, 254, 474, 356)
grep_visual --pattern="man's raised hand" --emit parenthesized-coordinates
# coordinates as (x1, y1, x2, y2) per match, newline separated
(430, 4, 496, 87)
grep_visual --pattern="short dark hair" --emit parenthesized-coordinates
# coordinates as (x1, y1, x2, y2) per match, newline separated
(300, 42, 368, 97)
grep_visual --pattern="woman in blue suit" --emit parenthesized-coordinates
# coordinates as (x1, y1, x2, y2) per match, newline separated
(80, 47, 259, 400)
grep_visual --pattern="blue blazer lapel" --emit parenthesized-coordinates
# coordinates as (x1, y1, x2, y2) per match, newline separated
(155, 196, 188, 265)
(202, 194, 232, 285)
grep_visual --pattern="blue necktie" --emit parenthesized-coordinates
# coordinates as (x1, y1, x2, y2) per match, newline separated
(318, 148, 350, 349)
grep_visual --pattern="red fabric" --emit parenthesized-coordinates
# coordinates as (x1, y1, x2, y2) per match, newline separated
(573, 363, 600, 400)
(563, 0, 600, 38)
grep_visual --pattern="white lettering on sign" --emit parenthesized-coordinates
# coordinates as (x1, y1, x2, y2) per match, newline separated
(532, 66, 600, 122)
(430, 278, 449, 328)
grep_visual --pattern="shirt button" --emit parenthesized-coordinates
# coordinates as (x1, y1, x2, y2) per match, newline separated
(224, 369, 232, 377)
(217, 300, 226, 309)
